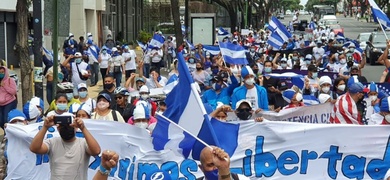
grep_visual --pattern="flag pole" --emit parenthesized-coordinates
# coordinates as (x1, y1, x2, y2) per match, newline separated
(377, 17, 389, 40)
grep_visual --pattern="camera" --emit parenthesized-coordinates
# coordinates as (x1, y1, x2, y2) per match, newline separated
(54, 116, 73, 125)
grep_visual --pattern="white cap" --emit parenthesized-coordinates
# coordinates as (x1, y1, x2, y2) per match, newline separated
(79, 103, 92, 116)
(77, 83, 88, 90)
(75, 52, 82, 57)
(319, 76, 332, 86)
(133, 102, 150, 120)
(305, 54, 312, 60)
(318, 93, 331, 104)
(235, 99, 252, 109)
(139, 85, 149, 93)
(87, 32, 92, 37)
(30, 97, 42, 107)
(69, 33, 74, 38)
(112, 47, 118, 52)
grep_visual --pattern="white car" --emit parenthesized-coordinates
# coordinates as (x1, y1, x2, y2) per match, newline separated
(286, 10, 292, 15)
(357, 32, 371, 51)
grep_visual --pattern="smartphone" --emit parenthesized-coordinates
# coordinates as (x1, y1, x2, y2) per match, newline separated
(54, 116, 73, 125)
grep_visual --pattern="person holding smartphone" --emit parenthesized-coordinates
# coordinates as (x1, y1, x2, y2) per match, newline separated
(29, 115, 101, 180)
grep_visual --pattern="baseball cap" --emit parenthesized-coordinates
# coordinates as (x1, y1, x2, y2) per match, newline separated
(135, 77, 145, 83)
(112, 47, 118, 52)
(318, 93, 331, 104)
(351, 65, 359, 71)
(8, 109, 27, 123)
(78, 83, 88, 90)
(139, 85, 149, 93)
(241, 66, 254, 78)
(282, 89, 296, 103)
(369, 82, 378, 92)
(235, 99, 252, 109)
(348, 82, 369, 94)
(280, 58, 287, 62)
(97, 93, 111, 102)
(74, 52, 82, 57)
(319, 76, 332, 86)
(23, 101, 40, 120)
(305, 54, 312, 60)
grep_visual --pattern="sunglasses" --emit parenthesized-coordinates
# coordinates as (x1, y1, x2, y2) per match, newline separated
(115, 96, 123, 100)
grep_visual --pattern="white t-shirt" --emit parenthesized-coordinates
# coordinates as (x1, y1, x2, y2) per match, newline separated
(246, 87, 258, 110)
(100, 53, 111, 69)
(80, 98, 97, 110)
(312, 47, 325, 61)
(146, 76, 168, 89)
(71, 62, 89, 85)
(123, 50, 137, 70)
(109, 55, 125, 73)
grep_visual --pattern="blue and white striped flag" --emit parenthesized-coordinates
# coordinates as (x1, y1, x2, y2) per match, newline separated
(369, 0, 390, 29)
(267, 31, 285, 50)
(268, 16, 292, 41)
(43, 47, 53, 62)
(136, 40, 147, 51)
(219, 42, 248, 65)
(149, 34, 165, 48)
(185, 39, 195, 50)
(203, 45, 220, 55)
(218, 27, 229, 36)
(152, 52, 221, 159)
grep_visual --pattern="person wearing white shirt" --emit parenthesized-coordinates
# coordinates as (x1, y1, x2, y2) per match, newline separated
(108, 47, 125, 87)
(146, 68, 168, 89)
(328, 29, 335, 40)
(62, 52, 91, 97)
(312, 42, 325, 62)
(149, 47, 163, 74)
(122, 46, 137, 80)
(86, 40, 100, 86)
(99, 47, 111, 81)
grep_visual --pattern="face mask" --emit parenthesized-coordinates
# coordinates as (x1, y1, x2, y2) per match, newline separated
(322, 87, 330, 93)
(250, 48, 255, 52)
(292, 57, 298, 61)
(57, 103, 68, 111)
(236, 109, 252, 120)
(281, 63, 287, 68)
(337, 84, 346, 91)
(196, 67, 202, 71)
(59, 125, 75, 141)
(141, 94, 149, 100)
(88, 36, 93, 41)
(79, 91, 88, 98)
(349, 48, 355, 52)
(102, 50, 107, 54)
(253, 69, 259, 74)
(305, 60, 311, 65)
(212, 69, 219, 74)
(104, 83, 114, 90)
(370, 95, 378, 102)
(340, 58, 346, 64)
(312, 72, 318, 79)
(189, 59, 195, 64)
(66, 93, 74, 101)
(212, 83, 222, 91)
(295, 93, 303, 102)
(300, 57, 304, 61)
(385, 115, 390, 123)
(204, 169, 219, 180)
(70, 45, 74, 48)
(264, 67, 272, 73)
(245, 78, 255, 85)
(0, 73, 4, 79)
(75, 58, 82, 64)
(206, 56, 210, 59)
(134, 122, 148, 129)
(97, 101, 110, 110)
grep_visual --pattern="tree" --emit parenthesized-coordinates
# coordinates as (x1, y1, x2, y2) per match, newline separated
(171, 0, 184, 49)
(16, 0, 33, 104)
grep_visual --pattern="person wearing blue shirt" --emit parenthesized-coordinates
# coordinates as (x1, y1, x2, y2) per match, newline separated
(202, 71, 239, 110)
(231, 65, 268, 111)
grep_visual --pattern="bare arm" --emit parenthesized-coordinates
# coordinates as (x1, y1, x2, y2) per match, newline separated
(30, 116, 54, 154)
(73, 118, 101, 156)
(62, 55, 73, 69)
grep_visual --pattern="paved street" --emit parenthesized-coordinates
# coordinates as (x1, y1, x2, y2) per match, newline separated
(281, 14, 384, 82)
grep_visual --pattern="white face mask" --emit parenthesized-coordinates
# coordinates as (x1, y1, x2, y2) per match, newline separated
(337, 85, 346, 91)
(370, 95, 378, 102)
(97, 101, 109, 110)
(340, 58, 346, 64)
(27, 119, 37, 125)
(322, 87, 330, 93)
(385, 114, 390, 123)
(134, 122, 148, 129)
(245, 78, 255, 85)
(15, 122, 26, 125)
(141, 94, 149, 100)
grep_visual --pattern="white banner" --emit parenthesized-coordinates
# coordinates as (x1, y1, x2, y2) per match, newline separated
(6, 119, 390, 179)
(261, 103, 333, 123)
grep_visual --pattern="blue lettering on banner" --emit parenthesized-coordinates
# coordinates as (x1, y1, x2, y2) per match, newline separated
(282, 113, 331, 123)
(239, 136, 390, 179)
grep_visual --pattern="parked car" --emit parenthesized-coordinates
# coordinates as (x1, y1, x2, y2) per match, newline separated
(277, 13, 285, 19)
(285, 10, 292, 15)
(365, 32, 390, 65)
(357, 32, 371, 51)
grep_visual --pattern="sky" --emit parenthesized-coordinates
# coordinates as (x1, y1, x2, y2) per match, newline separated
(300, 0, 308, 6)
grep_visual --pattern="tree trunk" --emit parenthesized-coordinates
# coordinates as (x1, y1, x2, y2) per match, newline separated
(228, 7, 237, 32)
(16, 0, 33, 105)
(171, 0, 184, 49)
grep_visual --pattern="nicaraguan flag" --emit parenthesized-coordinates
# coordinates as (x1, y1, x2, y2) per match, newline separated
(219, 42, 248, 65)
(186, 39, 195, 50)
(268, 16, 292, 41)
(203, 45, 220, 55)
(152, 52, 221, 160)
(149, 34, 165, 48)
(162, 74, 179, 95)
(136, 40, 147, 51)
(303, 95, 320, 106)
(267, 31, 285, 49)
(43, 47, 53, 62)
(369, 0, 390, 29)
(218, 27, 229, 36)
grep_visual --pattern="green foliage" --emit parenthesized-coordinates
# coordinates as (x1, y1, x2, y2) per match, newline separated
(281, 0, 301, 11)
(305, 0, 338, 12)
(137, 30, 152, 43)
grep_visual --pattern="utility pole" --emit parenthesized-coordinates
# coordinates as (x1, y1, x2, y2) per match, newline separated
(52, 0, 59, 98)
(185, 0, 189, 39)
(33, 0, 43, 99)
